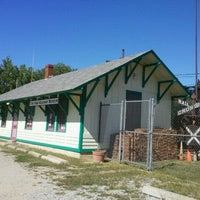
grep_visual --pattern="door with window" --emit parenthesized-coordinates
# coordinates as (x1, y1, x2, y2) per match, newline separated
(11, 108, 18, 141)
(125, 91, 142, 131)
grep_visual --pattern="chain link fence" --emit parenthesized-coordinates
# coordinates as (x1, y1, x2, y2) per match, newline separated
(100, 98, 200, 170)
(100, 99, 154, 170)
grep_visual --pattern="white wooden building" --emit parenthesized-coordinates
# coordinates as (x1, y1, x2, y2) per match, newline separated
(0, 50, 189, 156)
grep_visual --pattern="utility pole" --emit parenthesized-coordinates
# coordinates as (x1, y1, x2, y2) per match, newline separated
(195, 0, 199, 100)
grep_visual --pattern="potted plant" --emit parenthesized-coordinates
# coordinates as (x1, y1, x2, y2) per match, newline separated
(92, 144, 106, 162)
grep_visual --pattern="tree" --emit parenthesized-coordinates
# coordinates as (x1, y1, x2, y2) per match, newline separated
(53, 63, 75, 76)
(0, 57, 75, 94)
(16, 65, 33, 87)
(0, 57, 18, 94)
(32, 63, 75, 81)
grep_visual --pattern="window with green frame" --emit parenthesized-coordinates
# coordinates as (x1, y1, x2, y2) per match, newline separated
(1, 105, 8, 128)
(25, 105, 35, 129)
(46, 105, 56, 131)
(46, 95, 68, 132)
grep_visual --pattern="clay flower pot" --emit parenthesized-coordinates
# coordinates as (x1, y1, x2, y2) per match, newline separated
(92, 150, 106, 162)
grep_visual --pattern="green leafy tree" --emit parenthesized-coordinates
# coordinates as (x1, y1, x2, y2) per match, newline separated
(32, 63, 75, 81)
(0, 57, 75, 94)
(0, 57, 18, 94)
(32, 68, 44, 81)
(53, 63, 75, 76)
(16, 65, 33, 87)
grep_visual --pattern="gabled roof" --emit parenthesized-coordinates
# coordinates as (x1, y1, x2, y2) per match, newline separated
(0, 50, 189, 103)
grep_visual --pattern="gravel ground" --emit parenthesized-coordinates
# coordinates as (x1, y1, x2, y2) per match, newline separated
(0, 149, 142, 200)
(0, 149, 99, 200)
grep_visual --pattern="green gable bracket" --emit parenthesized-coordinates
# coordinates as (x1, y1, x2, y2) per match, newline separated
(64, 93, 81, 114)
(105, 68, 122, 97)
(6, 105, 12, 115)
(85, 79, 100, 104)
(125, 58, 142, 84)
(58, 102, 68, 115)
(157, 79, 177, 102)
(21, 101, 35, 117)
(142, 62, 161, 88)
(39, 105, 46, 115)
(58, 94, 69, 115)
(46, 104, 56, 115)
(12, 102, 25, 115)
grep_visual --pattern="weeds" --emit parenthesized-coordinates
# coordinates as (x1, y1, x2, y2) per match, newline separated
(0, 143, 200, 199)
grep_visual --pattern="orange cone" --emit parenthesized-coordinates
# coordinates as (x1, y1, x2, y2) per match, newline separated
(187, 149, 192, 162)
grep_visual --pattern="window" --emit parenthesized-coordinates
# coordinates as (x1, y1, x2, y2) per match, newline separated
(56, 96, 68, 132)
(47, 110, 55, 131)
(57, 106, 66, 132)
(25, 105, 35, 129)
(46, 95, 68, 132)
(25, 113, 33, 129)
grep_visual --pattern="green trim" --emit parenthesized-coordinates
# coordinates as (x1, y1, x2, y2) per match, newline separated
(78, 87, 86, 152)
(86, 80, 100, 104)
(126, 90, 142, 96)
(81, 148, 96, 153)
(64, 93, 81, 113)
(0, 136, 10, 140)
(142, 62, 161, 87)
(157, 79, 177, 102)
(125, 58, 142, 84)
(73, 53, 147, 93)
(46, 104, 56, 115)
(7, 105, 12, 115)
(105, 68, 122, 97)
(12, 102, 25, 115)
(54, 115, 58, 132)
(171, 95, 190, 101)
(150, 50, 189, 95)
(0, 49, 189, 105)
(39, 105, 46, 114)
(16, 139, 81, 152)
(58, 102, 68, 115)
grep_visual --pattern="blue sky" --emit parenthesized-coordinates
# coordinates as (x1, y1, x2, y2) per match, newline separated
(0, 0, 198, 86)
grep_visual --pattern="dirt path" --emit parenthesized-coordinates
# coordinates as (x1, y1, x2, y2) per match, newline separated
(0, 149, 81, 200)
(0, 147, 146, 200)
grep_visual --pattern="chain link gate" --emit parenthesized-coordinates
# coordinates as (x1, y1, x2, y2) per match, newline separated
(99, 98, 155, 170)
(119, 98, 154, 170)
(100, 97, 200, 170)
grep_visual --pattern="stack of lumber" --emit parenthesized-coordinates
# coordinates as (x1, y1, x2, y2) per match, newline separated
(108, 129, 179, 162)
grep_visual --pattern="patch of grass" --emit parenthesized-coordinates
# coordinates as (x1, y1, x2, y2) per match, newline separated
(152, 160, 200, 199)
(1, 143, 200, 199)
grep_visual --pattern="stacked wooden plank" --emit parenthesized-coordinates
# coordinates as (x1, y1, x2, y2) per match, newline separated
(108, 129, 179, 162)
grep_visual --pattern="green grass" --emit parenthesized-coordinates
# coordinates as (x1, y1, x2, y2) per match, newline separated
(153, 160, 200, 198)
(0, 143, 200, 199)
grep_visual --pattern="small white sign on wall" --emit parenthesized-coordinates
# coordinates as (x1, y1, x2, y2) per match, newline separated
(29, 98, 59, 106)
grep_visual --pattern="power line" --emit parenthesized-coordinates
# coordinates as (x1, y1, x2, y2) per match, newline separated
(175, 73, 200, 77)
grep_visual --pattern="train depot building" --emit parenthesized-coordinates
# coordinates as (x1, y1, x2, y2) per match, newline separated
(0, 50, 189, 157)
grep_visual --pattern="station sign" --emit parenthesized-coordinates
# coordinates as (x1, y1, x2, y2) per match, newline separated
(29, 98, 59, 106)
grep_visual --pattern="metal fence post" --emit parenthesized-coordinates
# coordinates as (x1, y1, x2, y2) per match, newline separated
(122, 99, 126, 161)
(118, 100, 124, 163)
(147, 98, 154, 170)
(118, 100, 126, 163)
